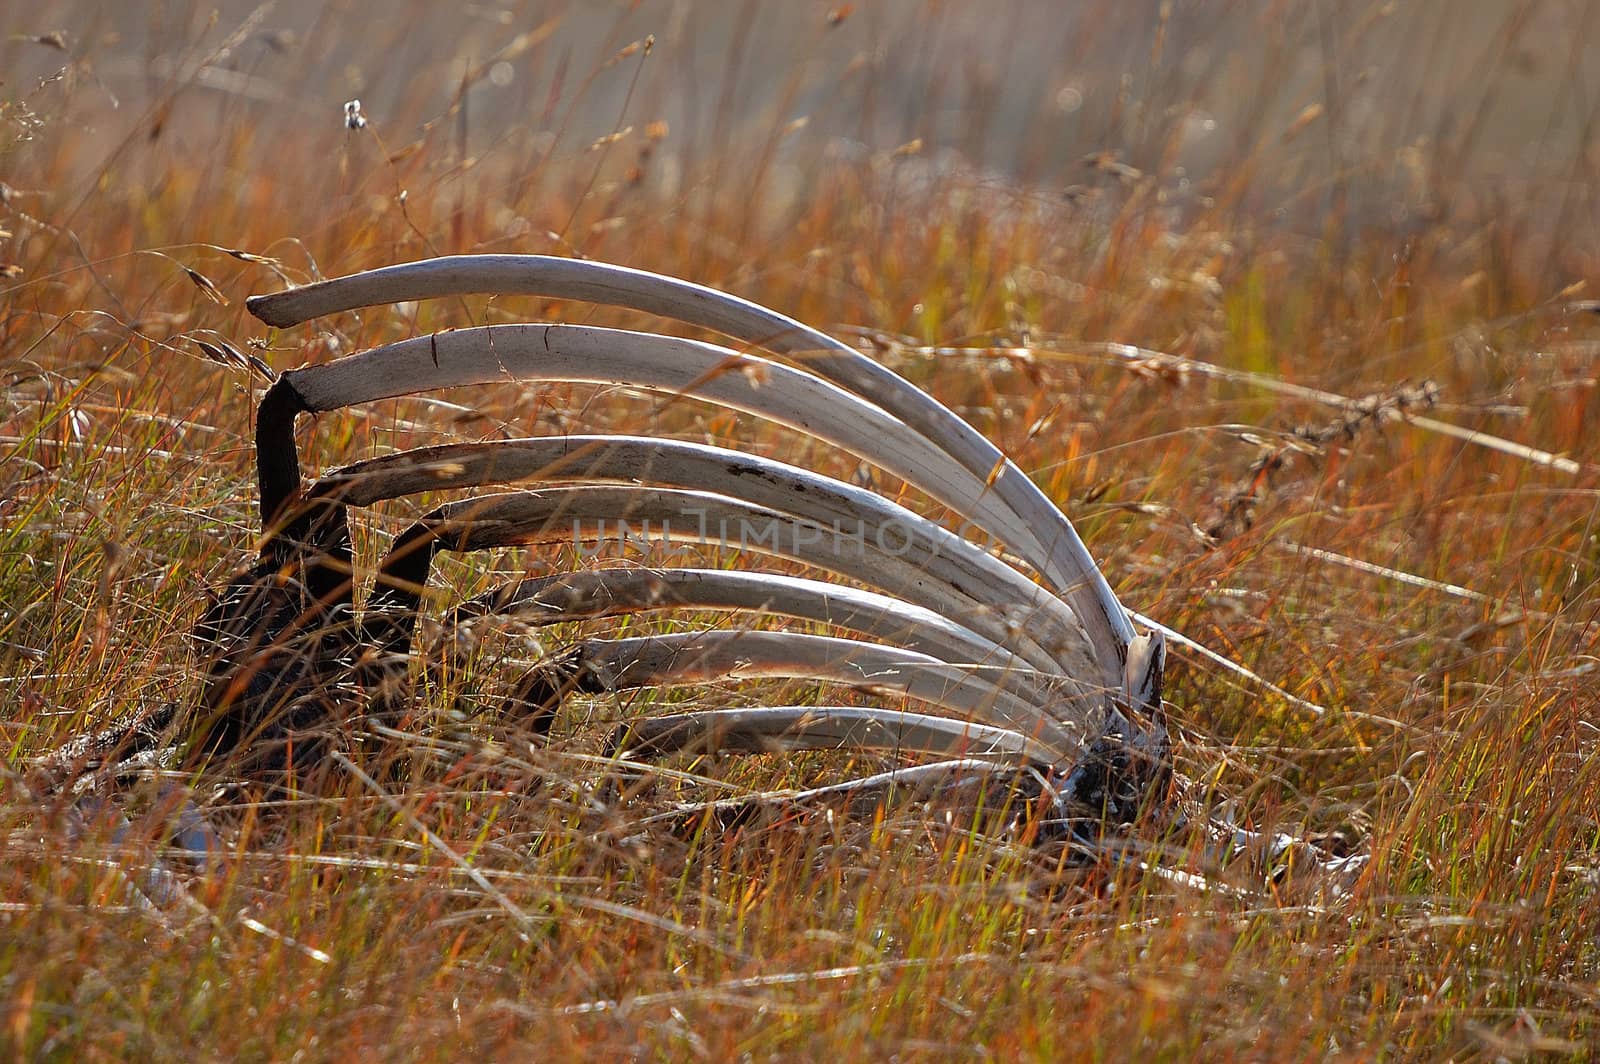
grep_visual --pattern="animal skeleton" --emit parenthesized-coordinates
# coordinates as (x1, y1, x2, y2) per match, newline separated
(40, 255, 1174, 834)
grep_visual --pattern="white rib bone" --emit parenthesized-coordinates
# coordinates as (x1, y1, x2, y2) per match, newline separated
(372, 490, 1108, 755)
(611, 706, 1055, 766)
(371, 485, 1111, 718)
(278, 324, 1107, 679)
(545, 630, 1065, 750)
(629, 758, 1020, 829)
(447, 567, 1023, 683)
(248, 257, 1136, 676)
(235, 259, 1189, 825)
(316, 435, 1093, 678)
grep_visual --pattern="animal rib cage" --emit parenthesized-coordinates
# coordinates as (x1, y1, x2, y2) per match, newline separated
(42, 255, 1173, 831)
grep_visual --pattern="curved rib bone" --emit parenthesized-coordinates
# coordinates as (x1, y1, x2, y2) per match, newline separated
(248, 257, 1136, 678)
(609, 706, 1055, 766)
(191, 256, 1182, 829)
(630, 758, 1026, 832)
(263, 324, 1112, 682)
(315, 435, 1095, 680)
(370, 489, 1103, 756)
(447, 567, 1024, 682)
(510, 630, 1070, 754)
(368, 485, 1112, 723)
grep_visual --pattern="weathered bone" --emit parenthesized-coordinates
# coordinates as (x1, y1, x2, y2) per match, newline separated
(366, 484, 1096, 677)
(26, 259, 1169, 827)
(315, 435, 1093, 678)
(30, 251, 1368, 879)
(608, 706, 1055, 766)
(498, 629, 1071, 753)
(246, 256, 1137, 681)
(313, 428, 1157, 772)
(446, 567, 1025, 682)
(262, 324, 1113, 681)
(626, 758, 1031, 832)
(368, 487, 1103, 755)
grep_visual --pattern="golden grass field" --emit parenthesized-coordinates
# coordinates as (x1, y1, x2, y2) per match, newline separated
(3, 1, 1599, 1058)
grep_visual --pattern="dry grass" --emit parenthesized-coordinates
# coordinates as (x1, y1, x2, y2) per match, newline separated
(4, 1, 1600, 1058)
